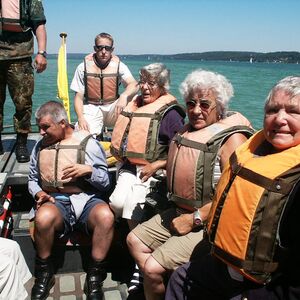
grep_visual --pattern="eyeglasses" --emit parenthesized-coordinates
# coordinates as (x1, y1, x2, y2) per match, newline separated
(94, 45, 113, 52)
(138, 80, 157, 88)
(186, 99, 216, 112)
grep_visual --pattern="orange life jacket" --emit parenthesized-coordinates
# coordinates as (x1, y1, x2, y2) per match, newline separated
(110, 94, 185, 165)
(0, 0, 30, 32)
(207, 130, 300, 284)
(38, 130, 93, 194)
(84, 54, 120, 105)
(167, 111, 254, 212)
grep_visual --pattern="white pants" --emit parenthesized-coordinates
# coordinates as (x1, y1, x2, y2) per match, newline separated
(109, 165, 158, 221)
(75, 102, 118, 136)
(0, 238, 31, 300)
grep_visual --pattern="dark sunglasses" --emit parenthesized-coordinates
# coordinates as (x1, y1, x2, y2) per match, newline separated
(186, 99, 216, 111)
(94, 45, 113, 52)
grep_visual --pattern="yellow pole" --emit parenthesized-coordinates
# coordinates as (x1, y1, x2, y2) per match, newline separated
(57, 32, 71, 122)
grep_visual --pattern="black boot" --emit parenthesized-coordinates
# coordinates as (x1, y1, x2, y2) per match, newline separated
(84, 260, 107, 300)
(16, 133, 30, 162)
(31, 256, 55, 300)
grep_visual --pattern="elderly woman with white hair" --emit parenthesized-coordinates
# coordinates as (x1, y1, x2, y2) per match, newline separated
(127, 69, 254, 299)
(165, 75, 300, 300)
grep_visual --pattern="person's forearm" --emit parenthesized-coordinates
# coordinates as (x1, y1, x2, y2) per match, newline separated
(35, 24, 47, 52)
(121, 81, 139, 101)
(74, 93, 84, 119)
(197, 202, 212, 222)
(152, 160, 167, 172)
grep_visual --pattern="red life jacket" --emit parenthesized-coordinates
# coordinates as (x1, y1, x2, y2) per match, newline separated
(111, 94, 185, 165)
(167, 111, 254, 212)
(0, 0, 30, 32)
(38, 130, 93, 194)
(84, 54, 120, 105)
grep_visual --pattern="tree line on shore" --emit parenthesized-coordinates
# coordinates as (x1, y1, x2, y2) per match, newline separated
(49, 51, 300, 63)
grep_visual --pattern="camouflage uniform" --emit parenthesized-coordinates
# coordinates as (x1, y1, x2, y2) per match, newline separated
(0, 0, 46, 133)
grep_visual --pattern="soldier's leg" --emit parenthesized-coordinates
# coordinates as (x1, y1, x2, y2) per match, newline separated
(7, 58, 33, 162)
(7, 58, 33, 133)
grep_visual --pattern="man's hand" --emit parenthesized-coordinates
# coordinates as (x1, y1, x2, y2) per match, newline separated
(35, 191, 55, 210)
(170, 213, 194, 235)
(78, 117, 90, 132)
(114, 94, 128, 116)
(34, 55, 47, 73)
(61, 164, 92, 179)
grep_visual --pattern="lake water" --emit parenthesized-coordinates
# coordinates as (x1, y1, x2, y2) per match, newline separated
(4, 57, 300, 130)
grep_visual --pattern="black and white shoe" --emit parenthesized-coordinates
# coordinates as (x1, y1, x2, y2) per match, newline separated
(128, 265, 144, 294)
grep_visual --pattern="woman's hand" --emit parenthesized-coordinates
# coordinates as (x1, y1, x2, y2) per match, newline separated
(139, 160, 167, 182)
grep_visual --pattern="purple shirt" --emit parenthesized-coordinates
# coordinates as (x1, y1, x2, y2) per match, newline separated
(158, 108, 185, 145)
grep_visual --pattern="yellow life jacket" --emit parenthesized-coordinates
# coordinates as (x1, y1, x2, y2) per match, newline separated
(110, 94, 185, 165)
(167, 111, 254, 212)
(0, 0, 30, 32)
(207, 130, 300, 284)
(38, 130, 93, 194)
(84, 54, 120, 105)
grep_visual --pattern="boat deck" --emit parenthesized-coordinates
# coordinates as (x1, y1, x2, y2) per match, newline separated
(0, 133, 135, 300)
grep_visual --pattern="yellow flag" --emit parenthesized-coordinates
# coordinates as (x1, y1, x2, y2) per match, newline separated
(57, 33, 71, 122)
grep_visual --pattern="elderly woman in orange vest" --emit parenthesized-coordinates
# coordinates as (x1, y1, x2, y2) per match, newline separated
(109, 62, 185, 293)
(110, 63, 185, 227)
(165, 76, 300, 300)
(127, 69, 254, 299)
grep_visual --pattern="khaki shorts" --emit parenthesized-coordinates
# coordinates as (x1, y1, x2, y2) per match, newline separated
(132, 207, 203, 270)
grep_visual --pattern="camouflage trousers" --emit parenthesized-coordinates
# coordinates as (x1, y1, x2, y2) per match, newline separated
(0, 57, 33, 133)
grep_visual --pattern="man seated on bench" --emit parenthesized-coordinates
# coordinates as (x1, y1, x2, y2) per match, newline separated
(28, 100, 114, 300)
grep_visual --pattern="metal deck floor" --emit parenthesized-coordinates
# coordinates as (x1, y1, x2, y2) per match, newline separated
(25, 272, 129, 300)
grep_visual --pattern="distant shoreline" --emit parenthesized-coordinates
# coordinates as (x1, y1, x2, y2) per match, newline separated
(48, 51, 300, 64)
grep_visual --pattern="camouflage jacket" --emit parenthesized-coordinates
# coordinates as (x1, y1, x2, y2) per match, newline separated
(0, 0, 46, 60)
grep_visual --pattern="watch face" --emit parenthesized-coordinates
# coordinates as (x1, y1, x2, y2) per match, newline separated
(194, 218, 202, 226)
(193, 210, 202, 226)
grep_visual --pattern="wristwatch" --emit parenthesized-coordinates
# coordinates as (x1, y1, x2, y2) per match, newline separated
(37, 50, 47, 58)
(193, 210, 202, 226)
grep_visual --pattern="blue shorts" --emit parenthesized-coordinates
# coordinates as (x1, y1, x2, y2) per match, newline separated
(54, 196, 106, 236)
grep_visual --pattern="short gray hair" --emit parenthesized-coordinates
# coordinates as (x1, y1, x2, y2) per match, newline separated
(139, 63, 170, 92)
(265, 76, 300, 109)
(179, 69, 234, 118)
(35, 101, 69, 124)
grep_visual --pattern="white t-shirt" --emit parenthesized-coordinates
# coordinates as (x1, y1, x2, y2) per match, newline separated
(70, 56, 134, 95)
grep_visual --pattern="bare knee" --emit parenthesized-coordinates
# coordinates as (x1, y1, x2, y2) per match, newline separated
(144, 256, 166, 280)
(35, 204, 61, 230)
(89, 204, 114, 229)
(127, 231, 144, 254)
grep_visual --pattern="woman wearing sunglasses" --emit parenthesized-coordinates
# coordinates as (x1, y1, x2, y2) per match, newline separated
(127, 69, 254, 300)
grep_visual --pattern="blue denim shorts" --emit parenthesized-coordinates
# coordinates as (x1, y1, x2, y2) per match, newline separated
(54, 195, 106, 236)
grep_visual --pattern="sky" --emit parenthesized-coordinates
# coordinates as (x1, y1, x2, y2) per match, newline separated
(43, 0, 300, 55)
